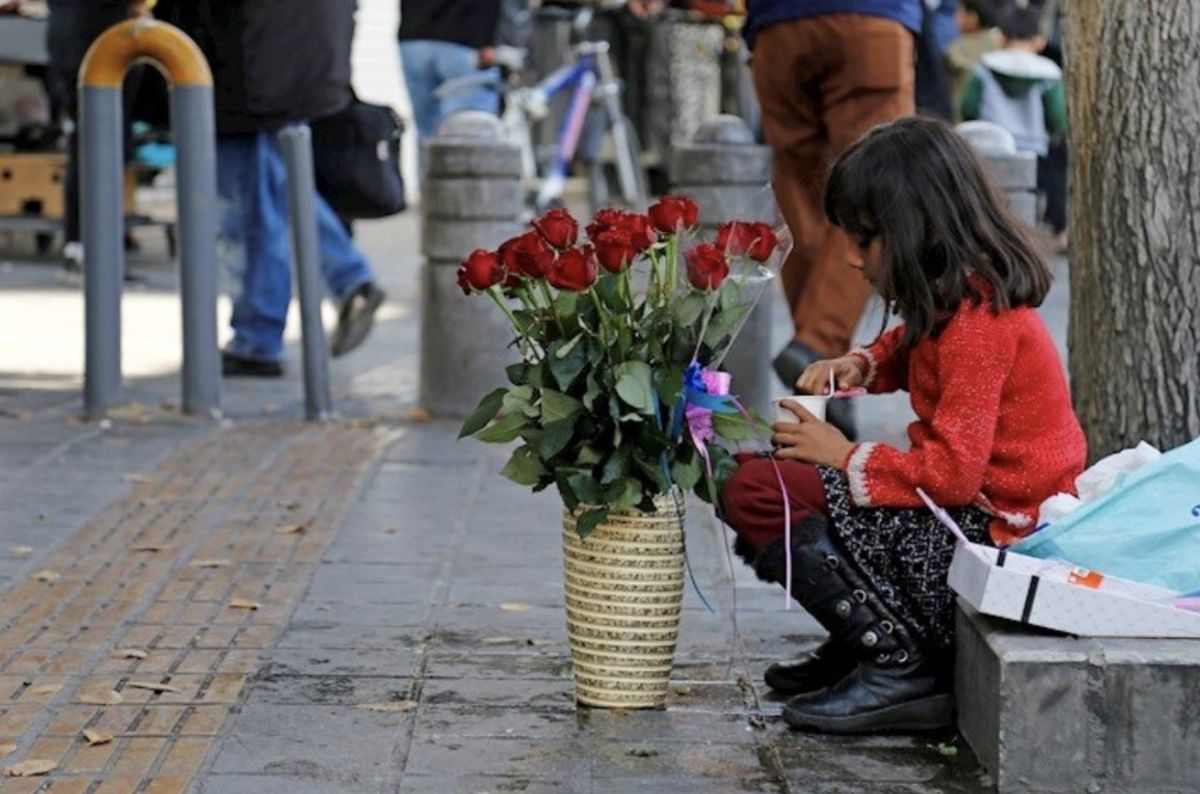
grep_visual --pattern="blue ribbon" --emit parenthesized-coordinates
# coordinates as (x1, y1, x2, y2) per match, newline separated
(669, 361, 739, 439)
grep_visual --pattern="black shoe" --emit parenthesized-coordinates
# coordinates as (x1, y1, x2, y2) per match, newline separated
(222, 350, 283, 378)
(782, 658, 953, 734)
(331, 281, 385, 358)
(764, 638, 856, 697)
(772, 341, 857, 440)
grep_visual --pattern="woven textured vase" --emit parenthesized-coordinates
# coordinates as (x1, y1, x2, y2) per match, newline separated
(561, 492, 685, 709)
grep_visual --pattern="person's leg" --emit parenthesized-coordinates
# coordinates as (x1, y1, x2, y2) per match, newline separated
(790, 15, 915, 358)
(399, 40, 441, 142)
(1039, 140, 1068, 247)
(219, 132, 292, 367)
(433, 42, 500, 124)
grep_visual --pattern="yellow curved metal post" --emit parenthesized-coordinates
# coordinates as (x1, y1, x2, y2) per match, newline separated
(80, 18, 211, 88)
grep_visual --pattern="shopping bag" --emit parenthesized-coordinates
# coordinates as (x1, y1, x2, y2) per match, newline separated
(1012, 437, 1200, 592)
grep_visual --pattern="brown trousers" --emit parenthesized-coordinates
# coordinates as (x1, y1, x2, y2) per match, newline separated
(752, 14, 915, 357)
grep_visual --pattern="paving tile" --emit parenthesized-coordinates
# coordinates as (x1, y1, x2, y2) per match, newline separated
(403, 735, 590, 778)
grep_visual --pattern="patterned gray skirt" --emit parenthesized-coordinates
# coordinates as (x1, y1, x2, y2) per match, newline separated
(817, 466, 993, 650)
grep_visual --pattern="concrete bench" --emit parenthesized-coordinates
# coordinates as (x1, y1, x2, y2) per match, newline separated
(954, 600, 1200, 793)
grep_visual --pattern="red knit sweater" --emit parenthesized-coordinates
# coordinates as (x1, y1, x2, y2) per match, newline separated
(845, 288, 1086, 546)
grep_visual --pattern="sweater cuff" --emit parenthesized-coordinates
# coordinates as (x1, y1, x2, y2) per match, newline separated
(847, 348, 877, 389)
(845, 442, 877, 507)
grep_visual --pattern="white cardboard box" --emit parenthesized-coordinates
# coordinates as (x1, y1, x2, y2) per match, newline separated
(917, 488, 1200, 638)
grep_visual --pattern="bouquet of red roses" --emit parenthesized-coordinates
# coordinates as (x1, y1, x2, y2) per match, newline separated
(458, 197, 785, 536)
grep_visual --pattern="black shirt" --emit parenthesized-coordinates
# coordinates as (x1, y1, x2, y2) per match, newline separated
(399, 0, 500, 49)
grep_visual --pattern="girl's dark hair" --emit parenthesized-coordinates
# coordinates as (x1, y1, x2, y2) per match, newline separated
(824, 116, 1051, 350)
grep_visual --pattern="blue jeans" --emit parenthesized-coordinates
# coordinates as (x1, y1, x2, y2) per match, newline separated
(400, 40, 499, 141)
(217, 130, 373, 362)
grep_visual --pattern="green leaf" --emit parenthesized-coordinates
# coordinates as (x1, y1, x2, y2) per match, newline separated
(702, 303, 751, 348)
(505, 362, 530, 386)
(712, 411, 770, 442)
(541, 389, 583, 423)
(540, 417, 577, 461)
(614, 361, 657, 415)
(558, 468, 602, 506)
(459, 388, 507, 439)
(604, 478, 642, 511)
(656, 369, 684, 408)
(671, 454, 703, 490)
(583, 371, 605, 411)
(501, 385, 535, 417)
(500, 445, 547, 486)
(635, 456, 670, 494)
(549, 337, 588, 391)
(576, 444, 604, 466)
(555, 291, 580, 323)
(601, 448, 630, 485)
(473, 412, 528, 443)
(575, 507, 609, 540)
(673, 292, 707, 327)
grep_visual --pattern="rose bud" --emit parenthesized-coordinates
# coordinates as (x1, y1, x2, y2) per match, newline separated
(746, 222, 779, 262)
(547, 246, 598, 292)
(509, 230, 555, 278)
(532, 208, 579, 249)
(648, 195, 699, 233)
(593, 228, 637, 273)
(622, 213, 658, 250)
(715, 221, 756, 256)
(684, 243, 729, 291)
(458, 249, 506, 292)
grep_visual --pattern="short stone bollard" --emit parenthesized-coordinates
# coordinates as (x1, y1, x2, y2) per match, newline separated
(419, 112, 525, 417)
(981, 151, 1038, 227)
(670, 115, 777, 416)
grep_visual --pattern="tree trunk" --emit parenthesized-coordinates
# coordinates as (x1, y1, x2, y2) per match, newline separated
(1065, 1, 1200, 461)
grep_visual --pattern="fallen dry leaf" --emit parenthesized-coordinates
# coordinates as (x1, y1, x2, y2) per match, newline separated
(499, 602, 531, 612)
(131, 545, 168, 553)
(82, 729, 112, 746)
(0, 743, 16, 755)
(407, 406, 433, 423)
(75, 690, 122, 705)
(379, 527, 400, 535)
(350, 418, 378, 429)
(32, 569, 59, 583)
(126, 681, 179, 693)
(3, 758, 57, 777)
(273, 523, 306, 535)
(122, 473, 153, 484)
(189, 559, 231, 568)
(481, 636, 519, 645)
(9, 545, 33, 558)
(228, 598, 261, 611)
(112, 649, 148, 660)
(357, 700, 416, 713)
(28, 684, 62, 695)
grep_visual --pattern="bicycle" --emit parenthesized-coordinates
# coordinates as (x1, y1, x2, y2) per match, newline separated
(435, 2, 649, 215)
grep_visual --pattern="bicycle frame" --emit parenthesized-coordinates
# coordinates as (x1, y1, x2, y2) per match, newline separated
(533, 56, 598, 211)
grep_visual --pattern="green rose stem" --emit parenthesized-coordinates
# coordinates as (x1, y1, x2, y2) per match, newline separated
(487, 287, 541, 362)
(646, 248, 663, 305)
(691, 289, 720, 363)
(664, 233, 679, 305)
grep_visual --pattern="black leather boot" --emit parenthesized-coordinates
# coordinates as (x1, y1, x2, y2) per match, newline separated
(775, 516, 953, 734)
(763, 637, 855, 696)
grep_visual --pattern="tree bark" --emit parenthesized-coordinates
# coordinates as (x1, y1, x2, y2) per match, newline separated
(1065, 0, 1200, 461)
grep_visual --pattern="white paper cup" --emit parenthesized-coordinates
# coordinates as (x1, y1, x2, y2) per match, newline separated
(775, 395, 828, 423)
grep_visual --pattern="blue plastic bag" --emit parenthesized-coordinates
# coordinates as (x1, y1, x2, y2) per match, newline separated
(1012, 436, 1200, 592)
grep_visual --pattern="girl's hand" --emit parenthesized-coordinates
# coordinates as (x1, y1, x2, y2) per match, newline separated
(772, 401, 855, 469)
(797, 355, 867, 395)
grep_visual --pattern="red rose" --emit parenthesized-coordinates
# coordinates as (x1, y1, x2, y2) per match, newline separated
(745, 222, 779, 262)
(715, 221, 756, 255)
(593, 228, 637, 273)
(586, 208, 626, 241)
(457, 249, 505, 293)
(547, 246, 598, 292)
(648, 195, 699, 233)
(506, 230, 555, 278)
(623, 213, 657, 250)
(684, 243, 729, 290)
(532, 208, 579, 249)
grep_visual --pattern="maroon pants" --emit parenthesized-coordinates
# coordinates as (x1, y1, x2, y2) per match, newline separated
(724, 453, 829, 555)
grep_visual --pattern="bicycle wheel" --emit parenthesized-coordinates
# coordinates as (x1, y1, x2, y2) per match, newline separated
(586, 113, 648, 215)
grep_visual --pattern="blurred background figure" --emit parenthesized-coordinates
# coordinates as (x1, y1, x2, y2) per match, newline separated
(945, 0, 1003, 108)
(159, 0, 386, 376)
(959, 4, 1067, 251)
(744, 0, 919, 440)
(398, 0, 505, 142)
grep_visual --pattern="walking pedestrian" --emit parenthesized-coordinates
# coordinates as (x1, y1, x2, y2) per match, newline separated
(159, 0, 386, 376)
(745, 0, 920, 440)
(722, 117, 1086, 734)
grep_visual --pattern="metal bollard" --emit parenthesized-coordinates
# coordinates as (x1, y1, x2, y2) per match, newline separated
(670, 115, 776, 416)
(419, 112, 525, 417)
(279, 125, 332, 422)
(79, 19, 219, 419)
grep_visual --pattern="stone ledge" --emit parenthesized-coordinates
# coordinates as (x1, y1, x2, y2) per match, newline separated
(955, 600, 1200, 793)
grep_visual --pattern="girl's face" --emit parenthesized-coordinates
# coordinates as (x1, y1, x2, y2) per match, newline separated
(846, 234, 883, 288)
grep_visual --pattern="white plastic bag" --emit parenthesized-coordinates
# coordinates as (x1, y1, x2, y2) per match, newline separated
(1037, 441, 1161, 524)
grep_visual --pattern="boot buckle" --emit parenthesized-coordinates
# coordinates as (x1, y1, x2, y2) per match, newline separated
(861, 630, 878, 647)
(835, 599, 852, 617)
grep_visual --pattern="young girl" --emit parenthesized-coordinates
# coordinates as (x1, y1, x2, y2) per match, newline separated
(723, 116, 1086, 734)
